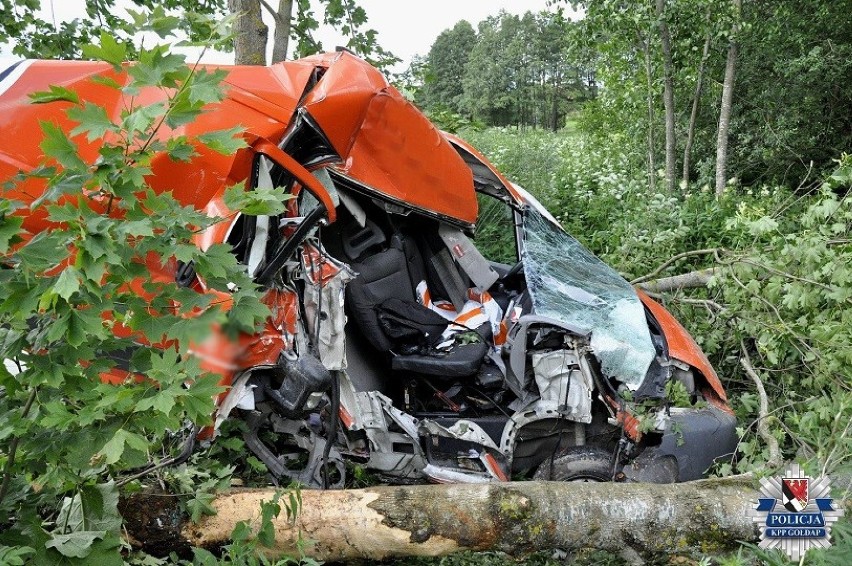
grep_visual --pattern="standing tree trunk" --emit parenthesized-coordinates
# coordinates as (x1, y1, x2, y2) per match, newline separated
(551, 69, 560, 132)
(641, 34, 657, 192)
(715, 0, 742, 197)
(683, 31, 712, 185)
(228, 0, 269, 65)
(270, 0, 294, 64)
(656, 0, 677, 193)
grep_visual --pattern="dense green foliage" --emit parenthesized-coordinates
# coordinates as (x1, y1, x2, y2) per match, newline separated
(730, 1, 852, 184)
(0, 0, 397, 69)
(410, 10, 594, 130)
(464, 126, 851, 470)
(461, 126, 851, 564)
(418, 21, 476, 113)
(416, 0, 852, 187)
(571, 0, 852, 187)
(0, 17, 302, 564)
(0, 1, 230, 58)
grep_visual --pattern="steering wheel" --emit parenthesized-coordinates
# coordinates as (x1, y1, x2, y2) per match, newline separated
(502, 259, 525, 281)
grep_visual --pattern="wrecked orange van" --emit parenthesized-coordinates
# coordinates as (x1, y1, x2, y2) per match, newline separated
(0, 51, 736, 486)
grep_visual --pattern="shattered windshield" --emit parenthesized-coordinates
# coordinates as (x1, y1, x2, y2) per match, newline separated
(521, 205, 656, 389)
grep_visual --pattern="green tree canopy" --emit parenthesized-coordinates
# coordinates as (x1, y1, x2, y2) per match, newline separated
(420, 19, 477, 115)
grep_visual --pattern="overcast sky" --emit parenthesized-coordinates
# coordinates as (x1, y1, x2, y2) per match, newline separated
(0, 1, 578, 72)
(320, 0, 576, 72)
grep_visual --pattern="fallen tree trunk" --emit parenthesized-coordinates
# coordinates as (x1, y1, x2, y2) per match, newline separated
(123, 476, 761, 561)
(639, 267, 719, 293)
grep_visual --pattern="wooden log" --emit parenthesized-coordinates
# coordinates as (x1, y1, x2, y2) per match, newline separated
(123, 477, 761, 561)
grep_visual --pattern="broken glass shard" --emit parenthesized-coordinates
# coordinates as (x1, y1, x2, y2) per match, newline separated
(521, 205, 655, 389)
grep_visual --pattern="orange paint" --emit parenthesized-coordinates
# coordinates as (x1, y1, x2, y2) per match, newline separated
(636, 290, 731, 412)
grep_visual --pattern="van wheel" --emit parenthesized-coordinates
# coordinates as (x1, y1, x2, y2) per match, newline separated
(533, 447, 614, 482)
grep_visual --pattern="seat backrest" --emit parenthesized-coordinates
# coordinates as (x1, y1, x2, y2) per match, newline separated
(346, 237, 417, 352)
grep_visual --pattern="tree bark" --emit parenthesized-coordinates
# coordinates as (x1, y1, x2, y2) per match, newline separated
(638, 267, 719, 293)
(270, 0, 293, 64)
(123, 478, 760, 561)
(656, 0, 677, 193)
(228, 0, 269, 66)
(740, 342, 782, 470)
(641, 34, 657, 193)
(683, 31, 712, 185)
(715, 0, 742, 197)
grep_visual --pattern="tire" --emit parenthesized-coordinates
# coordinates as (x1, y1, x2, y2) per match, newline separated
(532, 447, 614, 482)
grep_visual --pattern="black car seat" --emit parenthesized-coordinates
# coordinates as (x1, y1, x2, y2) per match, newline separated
(345, 232, 489, 378)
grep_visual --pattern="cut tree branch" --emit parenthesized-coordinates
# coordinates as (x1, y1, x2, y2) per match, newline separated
(642, 291, 725, 314)
(631, 248, 720, 285)
(637, 267, 719, 293)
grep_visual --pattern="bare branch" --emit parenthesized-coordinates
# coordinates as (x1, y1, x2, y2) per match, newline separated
(674, 297, 726, 311)
(632, 248, 721, 285)
(740, 340, 782, 470)
(736, 258, 836, 292)
(257, 0, 282, 22)
(728, 269, 819, 361)
(822, 406, 852, 477)
(643, 290, 725, 313)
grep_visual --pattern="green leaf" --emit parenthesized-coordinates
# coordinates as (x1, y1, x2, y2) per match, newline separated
(28, 84, 80, 105)
(148, 13, 183, 39)
(45, 531, 104, 558)
(179, 374, 225, 423)
(128, 47, 186, 87)
(55, 482, 122, 534)
(90, 75, 123, 90)
(70, 533, 123, 566)
(122, 102, 165, 137)
(186, 492, 217, 523)
(185, 69, 229, 105)
(68, 102, 117, 142)
(39, 121, 87, 171)
(81, 32, 128, 69)
(81, 483, 122, 532)
(0, 198, 22, 215)
(134, 385, 179, 416)
(0, 546, 35, 566)
(32, 170, 90, 209)
(97, 432, 126, 466)
(117, 219, 155, 238)
(67, 308, 104, 347)
(257, 495, 281, 547)
(18, 232, 67, 272)
(97, 428, 149, 465)
(0, 215, 23, 253)
(165, 137, 197, 162)
(223, 184, 292, 216)
(39, 403, 77, 431)
(197, 127, 247, 155)
(53, 266, 81, 301)
(164, 96, 205, 129)
(191, 547, 220, 566)
(224, 292, 271, 335)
